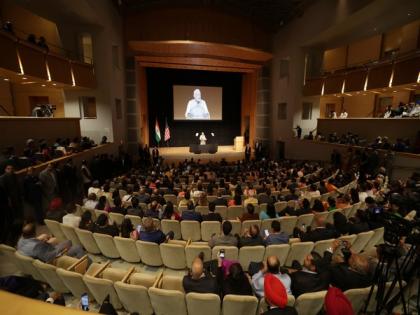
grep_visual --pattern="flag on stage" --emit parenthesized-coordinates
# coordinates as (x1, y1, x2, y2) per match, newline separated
(154, 118, 161, 143)
(164, 118, 171, 142)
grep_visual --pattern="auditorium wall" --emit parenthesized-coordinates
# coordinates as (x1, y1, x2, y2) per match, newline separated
(0, 81, 13, 115)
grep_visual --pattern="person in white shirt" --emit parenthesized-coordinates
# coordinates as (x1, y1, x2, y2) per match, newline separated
(185, 89, 210, 119)
(88, 180, 101, 196)
(339, 109, 348, 119)
(62, 207, 81, 228)
(83, 193, 98, 209)
(303, 183, 321, 199)
(199, 132, 207, 145)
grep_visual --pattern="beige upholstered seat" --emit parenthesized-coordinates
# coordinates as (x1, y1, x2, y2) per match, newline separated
(339, 234, 357, 245)
(294, 290, 327, 315)
(211, 246, 238, 261)
(264, 244, 290, 264)
(226, 220, 241, 236)
(274, 201, 288, 212)
(0, 244, 19, 267)
(94, 209, 107, 218)
(284, 242, 314, 266)
(195, 206, 209, 216)
(164, 194, 177, 204)
(238, 246, 265, 271)
(326, 209, 342, 224)
(148, 286, 187, 315)
(311, 212, 329, 227)
(56, 267, 91, 298)
(312, 239, 335, 255)
(341, 206, 353, 218)
(296, 213, 314, 228)
(114, 280, 154, 315)
(114, 236, 141, 262)
(75, 228, 101, 254)
(161, 275, 185, 292)
(109, 212, 125, 226)
(279, 216, 298, 236)
(129, 272, 157, 288)
(14, 251, 45, 281)
(287, 200, 297, 209)
(181, 221, 201, 241)
(215, 206, 228, 219)
(260, 219, 280, 232)
(33, 259, 70, 293)
(136, 240, 163, 266)
(124, 215, 143, 227)
(241, 220, 261, 234)
(259, 295, 295, 313)
(44, 219, 66, 242)
(344, 286, 371, 314)
(222, 294, 258, 315)
(186, 292, 221, 315)
(93, 233, 120, 258)
(364, 227, 384, 252)
(160, 243, 187, 269)
(226, 206, 243, 220)
(81, 207, 97, 220)
(161, 219, 182, 240)
(201, 221, 221, 241)
(60, 224, 82, 246)
(185, 245, 212, 267)
(351, 230, 374, 253)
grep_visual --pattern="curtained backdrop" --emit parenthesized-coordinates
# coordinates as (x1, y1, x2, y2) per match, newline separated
(146, 68, 242, 147)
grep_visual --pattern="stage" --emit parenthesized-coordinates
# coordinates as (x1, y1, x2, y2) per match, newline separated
(159, 145, 245, 163)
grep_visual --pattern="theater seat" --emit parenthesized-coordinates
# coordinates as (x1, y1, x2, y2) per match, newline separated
(60, 224, 82, 247)
(148, 287, 187, 315)
(161, 275, 185, 292)
(364, 227, 384, 252)
(226, 220, 241, 236)
(181, 221, 201, 241)
(14, 251, 45, 282)
(201, 221, 221, 241)
(222, 294, 258, 315)
(241, 220, 261, 234)
(109, 213, 125, 226)
(344, 286, 371, 314)
(75, 228, 101, 254)
(186, 292, 221, 315)
(33, 259, 70, 293)
(296, 213, 314, 228)
(185, 244, 212, 267)
(135, 240, 163, 267)
(312, 239, 335, 256)
(264, 244, 290, 265)
(215, 206, 228, 219)
(114, 281, 154, 315)
(351, 230, 374, 253)
(114, 236, 141, 262)
(160, 243, 187, 269)
(125, 215, 143, 227)
(259, 295, 295, 313)
(227, 206, 244, 220)
(238, 246, 265, 271)
(279, 216, 298, 236)
(93, 233, 120, 259)
(211, 246, 238, 261)
(294, 290, 327, 315)
(44, 219, 66, 242)
(284, 242, 314, 266)
(161, 219, 182, 240)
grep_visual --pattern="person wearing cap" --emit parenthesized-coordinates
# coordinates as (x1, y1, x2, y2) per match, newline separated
(252, 255, 291, 298)
(263, 273, 297, 315)
(324, 286, 353, 315)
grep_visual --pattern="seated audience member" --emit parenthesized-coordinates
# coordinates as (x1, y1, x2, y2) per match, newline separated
(243, 194, 258, 207)
(252, 255, 292, 297)
(88, 181, 101, 196)
(297, 215, 337, 242)
(326, 197, 336, 211)
(333, 211, 349, 236)
(203, 202, 223, 222)
(83, 193, 98, 210)
(208, 221, 238, 247)
(150, 188, 166, 205)
(290, 251, 330, 297)
(336, 194, 351, 209)
(348, 210, 370, 234)
(62, 205, 81, 228)
(324, 286, 354, 315)
(258, 188, 276, 205)
(318, 181, 328, 195)
(181, 201, 202, 222)
(260, 203, 279, 220)
(126, 197, 144, 217)
(145, 200, 161, 218)
(45, 198, 66, 222)
(239, 203, 259, 222)
(264, 221, 289, 245)
(239, 224, 264, 247)
(326, 179, 338, 192)
(95, 196, 110, 211)
(110, 197, 126, 215)
(216, 257, 253, 297)
(161, 201, 181, 220)
(228, 194, 242, 206)
(303, 184, 321, 200)
(312, 199, 325, 213)
(78, 211, 94, 231)
(17, 223, 85, 262)
(183, 256, 218, 294)
(213, 192, 228, 206)
(139, 217, 168, 244)
(120, 218, 138, 240)
(284, 188, 299, 201)
(92, 214, 119, 237)
(263, 274, 298, 315)
(178, 191, 192, 208)
(192, 183, 204, 198)
(137, 188, 151, 204)
(121, 187, 134, 204)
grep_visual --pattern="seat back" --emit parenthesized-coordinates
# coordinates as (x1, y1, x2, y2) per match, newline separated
(260, 219, 280, 232)
(284, 242, 314, 266)
(311, 212, 329, 227)
(56, 268, 90, 297)
(44, 219, 66, 242)
(109, 212, 125, 226)
(195, 206, 209, 216)
(344, 286, 371, 314)
(326, 209, 342, 225)
(351, 230, 374, 253)
(279, 216, 298, 236)
(339, 234, 358, 245)
(226, 220, 241, 236)
(227, 206, 243, 220)
(296, 213, 314, 228)
(215, 206, 228, 219)
(125, 215, 143, 227)
(83, 275, 122, 309)
(161, 275, 185, 292)
(211, 246, 238, 260)
(264, 244, 290, 265)
(114, 281, 154, 315)
(93, 233, 120, 258)
(0, 244, 18, 267)
(60, 224, 81, 246)
(33, 259, 69, 293)
(312, 239, 335, 256)
(274, 201, 287, 212)
(136, 240, 163, 266)
(238, 246, 265, 271)
(185, 245, 212, 267)
(160, 243, 186, 269)
(201, 221, 221, 241)
(161, 219, 182, 240)
(294, 290, 327, 315)
(186, 292, 220, 315)
(164, 194, 177, 204)
(94, 209, 107, 218)
(259, 295, 295, 313)
(181, 221, 201, 241)
(364, 227, 384, 252)
(222, 294, 258, 315)
(241, 220, 261, 234)
(148, 287, 187, 315)
(14, 251, 45, 281)
(114, 236, 141, 262)
(75, 228, 101, 254)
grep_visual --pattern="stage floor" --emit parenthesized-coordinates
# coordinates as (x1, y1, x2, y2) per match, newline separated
(159, 145, 244, 163)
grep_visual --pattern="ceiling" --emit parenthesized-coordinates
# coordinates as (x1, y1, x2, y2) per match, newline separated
(115, 0, 315, 32)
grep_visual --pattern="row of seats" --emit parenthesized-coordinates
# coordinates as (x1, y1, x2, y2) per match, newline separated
(43, 218, 384, 269)
(0, 245, 399, 315)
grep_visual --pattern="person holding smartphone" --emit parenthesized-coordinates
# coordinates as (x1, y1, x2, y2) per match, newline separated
(182, 256, 218, 294)
(264, 221, 289, 245)
(239, 225, 264, 247)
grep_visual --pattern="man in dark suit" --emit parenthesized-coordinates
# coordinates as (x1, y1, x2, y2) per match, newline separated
(258, 188, 276, 205)
(39, 163, 59, 206)
(152, 146, 159, 165)
(202, 202, 222, 222)
(181, 201, 202, 222)
(290, 251, 330, 297)
(213, 192, 228, 206)
(299, 215, 337, 242)
(245, 143, 252, 162)
(183, 256, 218, 294)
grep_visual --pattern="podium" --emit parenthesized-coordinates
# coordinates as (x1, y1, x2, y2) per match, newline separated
(234, 136, 244, 151)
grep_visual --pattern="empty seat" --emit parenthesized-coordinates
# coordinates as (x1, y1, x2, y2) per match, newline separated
(294, 290, 327, 315)
(161, 219, 182, 240)
(296, 213, 314, 229)
(148, 286, 187, 315)
(56, 257, 93, 298)
(186, 292, 221, 315)
(211, 246, 238, 261)
(227, 206, 244, 220)
(238, 246, 265, 271)
(14, 251, 45, 281)
(161, 275, 185, 292)
(351, 230, 374, 253)
(136, 240, 163, 267)
(312, 239, 335, 255)
(93, 233, 120, 259)
(284, 242, 314, 266)
(241, 220, 261, 234)
(109, 212, 125, 226)
(222, 294, 258, 315)
(114, 236, 141, 262)
(125, 215, 143, 227)
(114, 280, 154, 315)
(279, 216, 298, 236)
(33, 259, 70, 293)
(60, 224, 81, 247)
(264, 244, 290, 265)
(44, 219, 66, 242)
(75, 228, 101, 254)
(201, 221, 221, 241)
(181, 221, 201, 241)
(185, 245, 212, 267)
(160, 243, 187, 269)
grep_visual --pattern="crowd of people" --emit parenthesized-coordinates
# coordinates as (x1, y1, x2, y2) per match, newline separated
(383, 102, 420, 118)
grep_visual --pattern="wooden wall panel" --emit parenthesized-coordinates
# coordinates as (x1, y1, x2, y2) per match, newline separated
(303, 78, 324, 96)
(324, 74, 345, 95)
(392, 56, 420, 86)
(367, 64, 393, 90)
(344, 70, 367, 92)
(138, 66, 149, 145)
(323, 46, 347, 72)
(71, 62, 96, 88)
(347, 35, 382, 66)
(17, 42, 48, 79)
(0, 32, 20, 73)
(47, 54, 73, 85)
(241, 72, 257, 147)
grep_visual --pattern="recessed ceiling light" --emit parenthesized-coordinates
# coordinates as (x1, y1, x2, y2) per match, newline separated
(3, 78, 9, 81)
(41, 84, 46, 87)
(382, 88, 386, 91)
(22, 77, 27, 80)
(408, 13, 411, 16)
(393, 90, 397, 93)
(363, 94, 366, 96)
(52, 83, 56, 86)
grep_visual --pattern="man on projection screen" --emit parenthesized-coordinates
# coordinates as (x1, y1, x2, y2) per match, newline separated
(185, 88, 210, 119)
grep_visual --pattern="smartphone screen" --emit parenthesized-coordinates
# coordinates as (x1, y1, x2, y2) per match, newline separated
(136, 225, 142, 233)
(264, 229, 269, 237)
(219, 249, 225, 258)
(81, 293, 89, 311)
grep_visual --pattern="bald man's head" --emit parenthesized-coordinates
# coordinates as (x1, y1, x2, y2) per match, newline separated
(267, 255, 280, 274)
(191, 257, 204, 280)
(314, 214, 326, 228)
(22, 223, 36, 239)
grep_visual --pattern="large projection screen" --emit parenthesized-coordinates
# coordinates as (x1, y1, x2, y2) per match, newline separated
(173, 85, 222, 120)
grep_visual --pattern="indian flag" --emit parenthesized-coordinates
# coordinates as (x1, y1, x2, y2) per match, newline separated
(154, 118, 161, 144)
